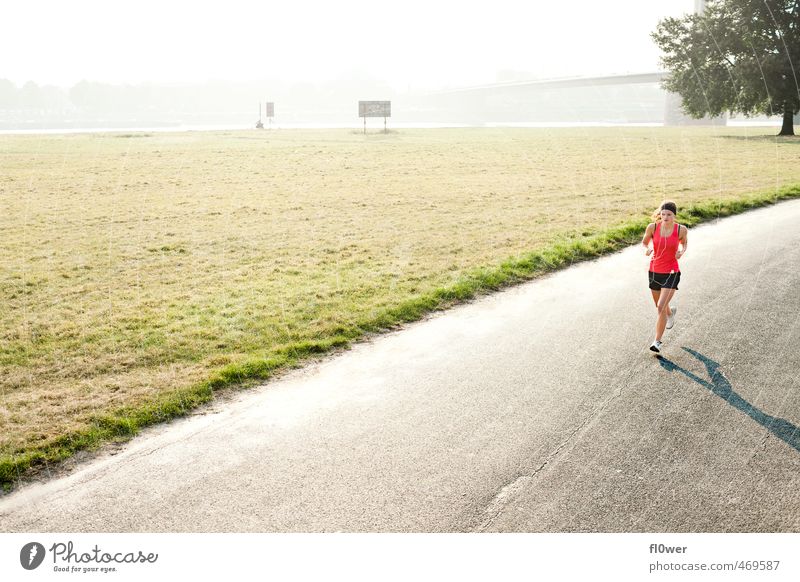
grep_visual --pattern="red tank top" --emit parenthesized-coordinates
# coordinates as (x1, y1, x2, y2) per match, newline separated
(650, 221, 680, 273)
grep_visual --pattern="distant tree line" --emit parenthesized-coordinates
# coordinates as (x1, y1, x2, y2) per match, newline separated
(0, 79, 71, 111)
(0, 78, 396, 119)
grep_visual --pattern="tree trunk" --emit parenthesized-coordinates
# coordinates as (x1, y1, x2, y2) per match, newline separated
(778, 103, 795, 136)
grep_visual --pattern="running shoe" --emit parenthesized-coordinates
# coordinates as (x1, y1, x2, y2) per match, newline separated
(649, 340, 663, 353)
(666, 306, 677, 330)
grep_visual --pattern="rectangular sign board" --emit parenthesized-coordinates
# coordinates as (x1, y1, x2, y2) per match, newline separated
(359, 101, 391, 118)
(266, 102, 274, 117)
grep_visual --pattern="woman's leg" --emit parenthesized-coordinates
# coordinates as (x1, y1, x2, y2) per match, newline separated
(650, 289, 660, 307)
(655, 288, 676, 341)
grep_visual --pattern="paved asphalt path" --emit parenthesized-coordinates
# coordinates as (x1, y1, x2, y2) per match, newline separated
(2, 200, 800, 532)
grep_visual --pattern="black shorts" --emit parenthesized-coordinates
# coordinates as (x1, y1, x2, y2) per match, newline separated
(649, 271, 680, 291)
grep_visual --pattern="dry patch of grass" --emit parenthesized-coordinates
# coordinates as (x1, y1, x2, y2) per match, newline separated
(2, 127, 799, 487)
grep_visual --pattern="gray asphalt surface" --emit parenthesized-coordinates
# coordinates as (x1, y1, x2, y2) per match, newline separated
(2, 200, 799, 532)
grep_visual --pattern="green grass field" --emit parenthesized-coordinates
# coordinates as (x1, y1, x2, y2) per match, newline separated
(2, 126, 799, 488)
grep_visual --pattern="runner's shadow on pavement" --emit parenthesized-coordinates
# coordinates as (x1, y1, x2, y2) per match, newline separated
(657, 347, 800, 453)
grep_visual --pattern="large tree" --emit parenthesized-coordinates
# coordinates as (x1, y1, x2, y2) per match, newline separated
(652, 0, 800, 135)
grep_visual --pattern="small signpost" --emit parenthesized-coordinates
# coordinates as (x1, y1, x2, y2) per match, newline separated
(358, 100, 391, 134)
(256, 102, 275, 129)
(266, 102, 274, 127)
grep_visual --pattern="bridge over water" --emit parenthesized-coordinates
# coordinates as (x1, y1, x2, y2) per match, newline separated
(404, 2, 716, 126)
(431, 72, 666, 94)
(406, 72, 720, 126)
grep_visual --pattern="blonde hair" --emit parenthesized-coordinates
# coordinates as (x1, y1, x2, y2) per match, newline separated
(652, 200, 677, 222)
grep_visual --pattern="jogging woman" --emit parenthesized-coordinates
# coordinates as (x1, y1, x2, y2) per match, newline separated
(641, 201, 687, 353)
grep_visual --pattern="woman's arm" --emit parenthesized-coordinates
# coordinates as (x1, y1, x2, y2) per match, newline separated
(642, 223, 654, 256)
(676, 225, 688, 259)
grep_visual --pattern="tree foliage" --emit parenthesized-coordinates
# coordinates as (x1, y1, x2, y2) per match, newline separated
(652, 0, 800, 134)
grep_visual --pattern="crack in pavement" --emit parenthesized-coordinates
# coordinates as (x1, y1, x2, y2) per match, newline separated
(471, 375, 631, 532)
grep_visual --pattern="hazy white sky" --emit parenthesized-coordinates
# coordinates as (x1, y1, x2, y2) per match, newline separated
(4, 0, 696, 90)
